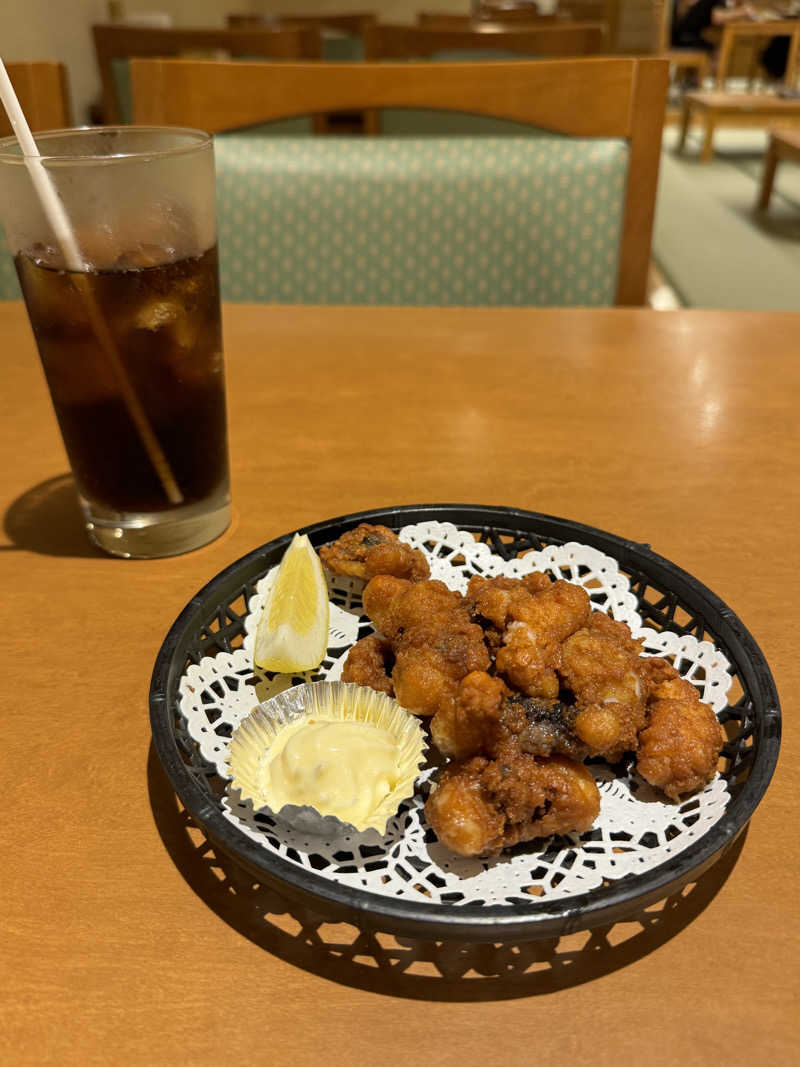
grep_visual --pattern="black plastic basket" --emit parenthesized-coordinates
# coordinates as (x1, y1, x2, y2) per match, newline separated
(149, 504, 780, 941)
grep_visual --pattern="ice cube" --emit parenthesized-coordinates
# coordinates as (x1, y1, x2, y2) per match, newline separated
(17, 254, 90, 330)
(131, 296, 202, 352)
(115, 244, 169, 271)
(133, 299, 182, 331)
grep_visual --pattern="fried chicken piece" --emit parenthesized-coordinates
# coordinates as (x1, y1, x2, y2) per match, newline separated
(642, 655, 684, 691)
(319, 523, 430, 582)
(341, 634, 394, 695)
(430, 671, 508, 760)
(636, 659, 724, 799)
(430, 670, 589, 761)
(467, 573, 554, 629)
(425, 748, 601, 857)
(353, 576, 491, 717)
(468, 576, 592, 699)
(362, 574, 454, 640)
(559, 613, 650, 762)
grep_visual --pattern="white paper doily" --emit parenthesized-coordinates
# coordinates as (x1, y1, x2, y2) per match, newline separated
(178, 521, 731, 906)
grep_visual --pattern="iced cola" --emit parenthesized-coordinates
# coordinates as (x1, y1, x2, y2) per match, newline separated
(16, 245, 228, 515)
(0, 127, 230, 557)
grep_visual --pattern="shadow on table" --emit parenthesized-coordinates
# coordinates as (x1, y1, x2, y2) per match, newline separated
(147, 745, 745, 1001)
(2, 473, 101, 557)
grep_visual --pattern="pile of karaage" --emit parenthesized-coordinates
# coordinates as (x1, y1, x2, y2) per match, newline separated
(322, 524, 725, 858)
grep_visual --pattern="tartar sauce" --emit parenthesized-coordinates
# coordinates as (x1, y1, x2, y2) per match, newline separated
(260, 717, 400, 825)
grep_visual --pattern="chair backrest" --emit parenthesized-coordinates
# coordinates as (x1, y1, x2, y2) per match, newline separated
(278, 12, 378, 35)
(418, 12, 564, 29)
(653, 0, 671, 54)
(0, 62, 71, 137)
(130, 56, 668, 306)
(226, 14, 279, 28)
(228, 12, 377, 35)
(92, 23, 322, 123)
(364, 22, 607, 59)
(0, 62, 73, 300)
(563, 1, 620, 50)
(477, 2, 560, 19)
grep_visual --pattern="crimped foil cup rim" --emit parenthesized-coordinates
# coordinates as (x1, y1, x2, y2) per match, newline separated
(227, 681, 427, 836)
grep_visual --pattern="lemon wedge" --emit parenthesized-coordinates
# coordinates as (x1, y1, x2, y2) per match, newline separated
(253, 533, 329, 673)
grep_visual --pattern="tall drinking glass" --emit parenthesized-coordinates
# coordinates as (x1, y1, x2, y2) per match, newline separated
(0, 127, 230, 558)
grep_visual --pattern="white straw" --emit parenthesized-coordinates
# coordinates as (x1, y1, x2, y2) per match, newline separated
(0, 58, 183, 505)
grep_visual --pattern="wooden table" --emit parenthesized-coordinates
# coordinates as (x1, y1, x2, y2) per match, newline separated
(677, 89, 800, 160)
(758, 125, 800, 207)
(2, 302, 797, 1065)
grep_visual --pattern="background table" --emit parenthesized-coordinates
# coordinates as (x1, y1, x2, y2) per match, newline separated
(2, 303, 797, 1065)
(714, 18, 800, 88)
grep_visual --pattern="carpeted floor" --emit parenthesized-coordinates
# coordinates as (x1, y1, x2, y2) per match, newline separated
(653, 125, 800, 310)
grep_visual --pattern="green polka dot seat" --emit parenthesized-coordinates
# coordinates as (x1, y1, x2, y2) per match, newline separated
(215, 132, 628, 306)
(0, 132, 628, 306)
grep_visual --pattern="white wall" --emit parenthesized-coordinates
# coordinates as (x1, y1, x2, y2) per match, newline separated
(1, 0, 105, 124)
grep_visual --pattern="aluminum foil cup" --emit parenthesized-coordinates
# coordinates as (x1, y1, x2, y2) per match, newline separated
(227, 681, 427, 836)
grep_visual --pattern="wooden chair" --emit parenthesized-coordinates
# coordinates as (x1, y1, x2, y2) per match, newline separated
(653, 0, 710, 87)
(276, 12, 377, 36)
(417, 12, 565, 29)
(0, 62, 72, 136)
(364, 22, 608, 135)
(422, 3, 622, 50)
(92, 23, 322, 124)
(228, 12, 376, 34)
(0, 64, 72, 298)
(475, 2, 567, 21)
(131, 56, 667, 306)
(229, 12, 377, 131)
(363, 21, 607, 60)
(477, 1, 547, 14)
(226, 13, 279, 29)
(559, 2, 620, 51)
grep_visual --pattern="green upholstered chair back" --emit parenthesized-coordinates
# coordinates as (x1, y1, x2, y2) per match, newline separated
(214, 132, 628, 306)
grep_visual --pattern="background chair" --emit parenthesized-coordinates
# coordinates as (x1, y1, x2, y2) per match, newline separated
(363, 21, 607, 61)
(0, 62, 72, 301)
(228, 13, 375, 33)
(0, 61, 71, 137)
(227, 12, 376, 58)
(417, 12, 565, 29)
(418, 4, 619, 49)
(652, 0, 709, 90)
(563, 2, 620, 52)
(365, 21, 608, 134)
(92, 22, 322, 124)
(130, 56, 667, 308)
(227, 11, 378, 131)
